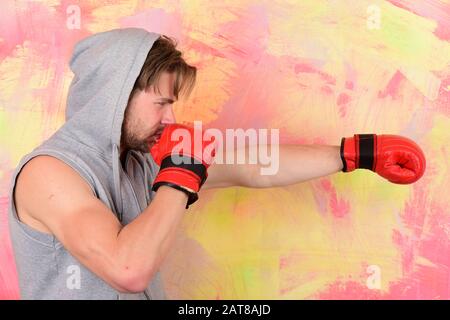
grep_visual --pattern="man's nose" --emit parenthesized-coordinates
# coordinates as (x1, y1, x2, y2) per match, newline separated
(162, 105, 176, 124)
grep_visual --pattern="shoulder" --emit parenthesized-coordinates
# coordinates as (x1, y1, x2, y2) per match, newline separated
(15, 155, 94, 221)
(18, 155, 93, 193)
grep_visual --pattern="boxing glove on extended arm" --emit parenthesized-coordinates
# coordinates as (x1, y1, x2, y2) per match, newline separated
(340, 134, 426, 184)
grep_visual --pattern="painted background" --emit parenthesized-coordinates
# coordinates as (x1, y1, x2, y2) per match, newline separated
(0, 0, 449, 299)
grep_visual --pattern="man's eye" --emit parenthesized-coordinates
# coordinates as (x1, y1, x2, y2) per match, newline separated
(156, 102, 165, 106)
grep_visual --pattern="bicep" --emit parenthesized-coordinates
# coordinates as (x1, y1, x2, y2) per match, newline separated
(17, 156, 125, 290)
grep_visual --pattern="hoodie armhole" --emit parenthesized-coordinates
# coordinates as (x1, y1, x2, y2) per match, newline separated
(10, 151, 99, 247)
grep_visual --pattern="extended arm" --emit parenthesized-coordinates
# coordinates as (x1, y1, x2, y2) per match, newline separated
(203, 133, 426, 189)
(203, 144, 343, 189)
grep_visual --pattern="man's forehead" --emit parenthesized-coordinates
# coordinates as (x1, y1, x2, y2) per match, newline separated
(145, 86, 176, 101)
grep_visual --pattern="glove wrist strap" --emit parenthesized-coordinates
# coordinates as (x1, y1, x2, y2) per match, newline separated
(357, 134, 376, 171)
(341, 134, 377, 172)
(151, 154, 208, 209)
(159, 155, 207, 187)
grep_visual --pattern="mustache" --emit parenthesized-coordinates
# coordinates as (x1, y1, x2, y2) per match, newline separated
(153, 126, 165, 137)
(155, 125, 166, 134)
(147, 126, 166, 140)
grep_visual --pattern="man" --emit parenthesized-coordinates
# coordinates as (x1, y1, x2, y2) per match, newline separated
(8, 28, 426, 299)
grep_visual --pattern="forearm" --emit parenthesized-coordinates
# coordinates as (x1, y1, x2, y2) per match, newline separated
(114, 186, 188, 292)
(251, 144, 343, 188)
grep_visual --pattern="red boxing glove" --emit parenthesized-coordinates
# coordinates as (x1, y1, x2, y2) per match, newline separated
(150, 123, 216, 207)
(340, 134, 426, 184)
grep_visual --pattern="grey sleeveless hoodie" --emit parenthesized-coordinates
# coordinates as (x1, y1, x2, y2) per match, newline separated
(8, 28, 168, 299)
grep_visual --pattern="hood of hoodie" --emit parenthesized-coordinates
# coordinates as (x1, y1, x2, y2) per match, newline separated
(64, 28, 160, 156)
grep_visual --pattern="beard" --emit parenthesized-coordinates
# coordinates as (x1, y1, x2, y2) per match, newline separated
(120, 112, 152, 154)
(120, 129, 150, 154)
(120, 113, 164, 154)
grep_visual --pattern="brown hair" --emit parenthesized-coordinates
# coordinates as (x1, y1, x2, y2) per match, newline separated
(129, 35, 197, 101)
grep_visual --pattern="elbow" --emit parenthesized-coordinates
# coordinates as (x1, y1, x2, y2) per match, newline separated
(117, 276, 148, 294)
(113, 267, 155, 294)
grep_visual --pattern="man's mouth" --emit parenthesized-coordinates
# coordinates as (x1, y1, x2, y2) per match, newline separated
(154, 129, 164, 140)
(148, 129, 164, 144)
